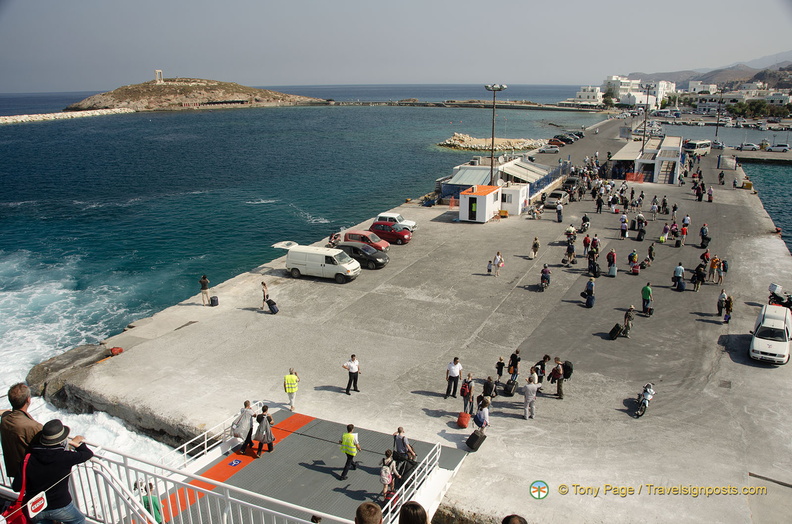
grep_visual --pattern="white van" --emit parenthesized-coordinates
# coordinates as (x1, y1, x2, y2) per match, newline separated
(749, 305, 792, 365)
(274, 242, 361, 284)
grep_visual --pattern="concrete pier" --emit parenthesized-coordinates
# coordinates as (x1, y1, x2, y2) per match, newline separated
(0, 108, 135, 125)
(28, 120, 792, 522)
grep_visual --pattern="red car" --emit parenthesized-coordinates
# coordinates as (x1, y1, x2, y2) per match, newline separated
(344, 230, 390, 252)
(547, 138, 566, 147)
(369, 221, 412, 245)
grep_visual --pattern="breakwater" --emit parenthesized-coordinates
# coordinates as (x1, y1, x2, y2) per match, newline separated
(0, 108, 135, 125)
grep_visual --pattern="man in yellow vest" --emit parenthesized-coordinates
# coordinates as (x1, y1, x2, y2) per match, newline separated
(338, 424, 360, 480)
(283, 368, 300, 412)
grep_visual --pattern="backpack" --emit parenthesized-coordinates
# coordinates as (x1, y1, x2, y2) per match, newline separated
(460, 380, 471, 398)
(473, 411, 485, 428)
(380, 464, 393, 485)
(562, 361, 574, 380)
(721, 260, 729, 272)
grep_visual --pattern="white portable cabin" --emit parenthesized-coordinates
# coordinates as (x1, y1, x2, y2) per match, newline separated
(459, 185, 502, 223)
(499, 184, 529, 216)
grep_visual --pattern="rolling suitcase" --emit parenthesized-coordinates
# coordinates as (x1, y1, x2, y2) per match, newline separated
(631, 265, 640, 275)
(701, 236, 711, 249)
(609, 323, 623, 340)
(266, 298, 279, 314)
(585, 294, 595, 308)
(636, 229, 646, 241)
(630, 219, 637, 231)
(466, 429, 487, 451)
(210, 296, 219, 307)
(676, 280, 687, 292)
(608, 264, 617, 277)
(503, 379, 517, 397)
(593, 263, 602, 278)
(457, 412, 471, 429)
(675, 239, 682, 248)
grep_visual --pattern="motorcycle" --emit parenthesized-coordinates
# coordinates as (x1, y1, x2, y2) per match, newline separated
(768, 283, 792, 309)
(635, 383, 655, 418)
(539, 269, 551, 292)
(578, 220, 590, 233)
(325, 232, 341, 248)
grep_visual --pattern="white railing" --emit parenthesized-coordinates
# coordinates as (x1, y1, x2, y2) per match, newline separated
(381, 443, 441, 524)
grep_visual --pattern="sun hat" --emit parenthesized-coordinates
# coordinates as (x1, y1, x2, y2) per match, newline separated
(40, 419, 70, 447)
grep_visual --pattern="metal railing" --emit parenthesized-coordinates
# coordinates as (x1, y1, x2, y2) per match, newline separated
(381, 442, 441, 524)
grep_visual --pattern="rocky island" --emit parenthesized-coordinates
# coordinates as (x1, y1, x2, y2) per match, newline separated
(438, 132, 546, 151)
(64, 77, 324, 112)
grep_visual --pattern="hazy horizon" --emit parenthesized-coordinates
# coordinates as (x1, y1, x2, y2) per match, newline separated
(1, 0, 791, 94)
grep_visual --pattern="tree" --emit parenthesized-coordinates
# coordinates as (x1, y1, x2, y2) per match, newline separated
(603, 96, 614, 108)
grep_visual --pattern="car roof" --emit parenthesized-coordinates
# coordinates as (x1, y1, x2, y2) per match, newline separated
(336, 241, 370, 249)
(761, 305, 791, 323)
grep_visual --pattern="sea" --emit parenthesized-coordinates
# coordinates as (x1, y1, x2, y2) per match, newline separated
(1, 84, 790, 461)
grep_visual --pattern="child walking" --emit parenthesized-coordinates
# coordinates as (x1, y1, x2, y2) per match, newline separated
(487, 260, 493, 275)
(495, 357, 505, 384)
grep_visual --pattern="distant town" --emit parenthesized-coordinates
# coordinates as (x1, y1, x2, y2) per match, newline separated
(559, 71, 792, 119)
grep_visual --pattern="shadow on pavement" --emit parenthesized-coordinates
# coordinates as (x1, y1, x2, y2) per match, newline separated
(314, 385, 347, 394)
(718, 334, 781, 368)
(411, 390, 445, 398)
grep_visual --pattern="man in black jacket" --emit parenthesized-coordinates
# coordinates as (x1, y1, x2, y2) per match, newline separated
(24, 419, 94, 524)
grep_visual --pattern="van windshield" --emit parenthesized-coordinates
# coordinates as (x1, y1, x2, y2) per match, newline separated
(335, 251, 353, 264)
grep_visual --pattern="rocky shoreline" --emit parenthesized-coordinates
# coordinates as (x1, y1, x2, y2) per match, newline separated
(0, 108, 135, 125)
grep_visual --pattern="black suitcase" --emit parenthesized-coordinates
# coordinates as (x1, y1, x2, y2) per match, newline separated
(701, 236, 711, 249)
(636, 229, 646, 241)
(646, 307, 654, 317)
(503, 379, 517, 397)
(210, 296, 219, 307)
(466, 429, 487, 451)
(630, 219, 637, 231)
(586, 294, 595, 308)
(266, 298, 279, 314)
(593, 263, 601, 278)
(609, 323, 622, 340)
(675, 239, 682, 248)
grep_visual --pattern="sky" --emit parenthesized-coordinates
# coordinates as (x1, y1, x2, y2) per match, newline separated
(1, 0, 791, 93)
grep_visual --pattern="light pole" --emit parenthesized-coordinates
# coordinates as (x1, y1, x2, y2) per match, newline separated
(640, 84, 650, 155)
(714, 91, 724, 140)
(485, 84, 507, 185)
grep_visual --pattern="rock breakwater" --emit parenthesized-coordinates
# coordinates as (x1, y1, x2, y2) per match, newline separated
(0, 108, 135, 125)
(438, 132, 546, 151)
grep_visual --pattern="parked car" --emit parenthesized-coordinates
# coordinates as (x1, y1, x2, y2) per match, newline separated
(548, 190, 570, 205)
(712, 140, 725, 150)
(376, 212, 418, 231)
(344, 230, 390, 252)
(767, 143, 790, 152)
(369, 221, 412, 245)
(737, 143, 759, 151)
(547, 138, 566, 147)
(336, 241, 389, 270)
(538, 145, 560, 153)
(553, 135, 574, 144)
(749, 305, 792, 364)
(569, 131, 585, 138)
(562, 176, 581, 193)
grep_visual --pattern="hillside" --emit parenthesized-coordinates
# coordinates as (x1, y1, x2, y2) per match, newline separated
(64, 78, 323, 112)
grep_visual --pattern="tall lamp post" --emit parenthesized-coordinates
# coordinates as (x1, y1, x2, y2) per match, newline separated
(485, 84, 507, 185)
(714, 91, 724, 140)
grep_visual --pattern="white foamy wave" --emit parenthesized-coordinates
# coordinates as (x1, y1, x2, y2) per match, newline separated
(70, 197, 142, 210)
(0, 250, 172, 460)
(288, 203, 330, 224)
(245, 198, 279, 205)
(0, 200, 38, 208)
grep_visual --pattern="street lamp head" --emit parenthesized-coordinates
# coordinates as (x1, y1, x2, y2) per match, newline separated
(485, 84, 508, 92)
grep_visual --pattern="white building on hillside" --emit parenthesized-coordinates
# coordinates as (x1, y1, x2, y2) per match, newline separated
(766, 92, 791, 106)
(622, 92, 657, 108)
(687, 81, 718, 94)
(558, 86, 604, 107)
(646, 81, 676, 105)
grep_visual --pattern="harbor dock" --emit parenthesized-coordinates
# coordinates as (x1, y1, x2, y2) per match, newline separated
(26, 120, 792, 523)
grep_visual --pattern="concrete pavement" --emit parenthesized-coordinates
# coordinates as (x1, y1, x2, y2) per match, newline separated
(29, 121, 792, 523)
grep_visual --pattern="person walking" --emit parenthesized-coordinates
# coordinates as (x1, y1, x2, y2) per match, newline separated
(254, 405, 275, 457)
(283, 368, 300, 412)
(531, 237, 540, 259)
(461, 373, 475, 415)
(680, 224, 688, 246)
(392, 427, 417, 476)
(724, 295, 734, 323)
(474, 398, 491, 429)
(0, 383, 43, 492)
(708, 255, 720, 282)
(556, 201, 563, 223)
(508, 350, 521, 382)
(379, 449, 401, 497)
(596, 195, 604, 214)
(647, 243, 656, 262)
(717, 289, 728, 316)
(137, 482, 163, 524)
(339, 424, 361, 481)
(716, 259, 725, 285)
(24, 420, 94, 524)
(551, 358, 565, 399)
(199, 275, 210, 306)
(444, 357, 462, 399)
(700, 224, 709, 247)
(582, 234, 591, 256)
(495, 356, 505, 384)
(343, 354, 361, 395)
(673, 262, 685, 290)
(493, 251, 503, 277)
(522, 376, 541, 420)
(693, 263, 706, 292)
(487, 260, 493, 275)
(623, 305, 636, 338)
(234, 400, 256, 455)
(260, 281, 269, 310)
(641, 282, 653, 315)
(606, 249, 616, 268)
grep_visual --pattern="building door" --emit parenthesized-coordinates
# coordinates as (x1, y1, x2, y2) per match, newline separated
(468, 197, 477, 221)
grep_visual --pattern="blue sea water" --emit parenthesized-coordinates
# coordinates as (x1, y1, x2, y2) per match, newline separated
(1, 85, 789, 457)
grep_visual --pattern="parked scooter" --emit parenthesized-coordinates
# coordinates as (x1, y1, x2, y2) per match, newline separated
(325, 232, 341, 248)
(768, 283, 792, 309)
(635, 383, 655, 418)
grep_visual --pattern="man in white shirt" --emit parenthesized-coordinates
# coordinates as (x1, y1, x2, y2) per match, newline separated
(343, 354, 361, 395)
(444, 357, 463, 399)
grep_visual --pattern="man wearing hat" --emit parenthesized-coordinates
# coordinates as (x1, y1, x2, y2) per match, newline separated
(24, 419, 94, 524)
(623, 306, 636, 338)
